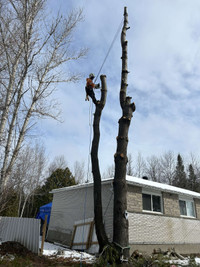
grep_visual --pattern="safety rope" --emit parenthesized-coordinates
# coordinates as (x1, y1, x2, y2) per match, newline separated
(84, 100, 93, 179)
(80, 101, 93, 266)
(94, 18, 123, 84)
(80, 19, 123, 266)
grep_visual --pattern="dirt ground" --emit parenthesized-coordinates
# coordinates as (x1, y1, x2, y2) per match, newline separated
(0, 241, 91, 266)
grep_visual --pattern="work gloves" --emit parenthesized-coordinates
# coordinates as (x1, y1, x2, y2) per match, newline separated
(95, 83, 100, 89)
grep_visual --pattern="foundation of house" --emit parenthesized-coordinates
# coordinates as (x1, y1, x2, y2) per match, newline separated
(129, 243, 200, 255)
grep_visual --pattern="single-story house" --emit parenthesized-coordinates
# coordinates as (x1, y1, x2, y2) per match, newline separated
(47, 176, 200, 254)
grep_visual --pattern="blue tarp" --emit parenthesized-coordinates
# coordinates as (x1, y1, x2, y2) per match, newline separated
(36, 202, 52, 224)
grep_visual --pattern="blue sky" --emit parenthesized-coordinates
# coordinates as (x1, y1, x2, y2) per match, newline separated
(37, 0, 200, 174)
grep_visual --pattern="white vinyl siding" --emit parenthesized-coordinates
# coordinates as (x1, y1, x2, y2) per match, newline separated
(48, 183, 114, 245)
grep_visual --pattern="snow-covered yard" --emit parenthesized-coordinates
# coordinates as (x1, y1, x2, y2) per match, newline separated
(41, 240, 200, 266)
(40, 239, 96, 264)
(1, 238, 200, 266)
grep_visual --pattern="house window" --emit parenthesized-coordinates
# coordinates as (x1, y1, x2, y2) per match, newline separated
(142, 193, 162, 213)
(179, 199, 195, 217)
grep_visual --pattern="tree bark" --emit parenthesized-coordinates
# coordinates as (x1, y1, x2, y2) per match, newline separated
(91, 75, 109, 252)
(0, 1, 86, 192)
(113, 7, 135, 260)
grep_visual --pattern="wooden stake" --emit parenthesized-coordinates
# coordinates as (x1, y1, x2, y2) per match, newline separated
(40, 215, 48, 255)
(70, 225, 77, 249)
(87, 221, 94, 249)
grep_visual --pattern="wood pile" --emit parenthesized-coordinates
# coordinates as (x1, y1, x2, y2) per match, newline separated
(152, 247, 185, 260)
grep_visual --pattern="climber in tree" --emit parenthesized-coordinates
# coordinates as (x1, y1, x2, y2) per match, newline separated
(85, 73, 100, 104)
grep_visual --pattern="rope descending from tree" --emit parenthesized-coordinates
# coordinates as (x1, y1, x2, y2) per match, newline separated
(80, 19, 124, 264)
(94, 19, 123, 83)
(86, 18, 123, 179)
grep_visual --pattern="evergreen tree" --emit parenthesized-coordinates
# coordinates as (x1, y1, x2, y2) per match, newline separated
(188, 164, 199, 192)
(172, 154, 187, 189)
(26, 168, 76, 217)
(0, 187, 18, 216)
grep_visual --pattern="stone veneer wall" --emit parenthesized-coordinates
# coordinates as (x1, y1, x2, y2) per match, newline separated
(194, 198, 200, 219)
(127, 185, 181, 216)
(128, 212, 200, 254)
(162, 192, 180, 216)
(127, 185, 200, 219)
(127, 185, 142, 213)
(127, 185, 200, 255)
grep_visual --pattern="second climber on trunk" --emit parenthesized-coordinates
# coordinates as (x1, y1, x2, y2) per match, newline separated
(85, 73, 100, 104)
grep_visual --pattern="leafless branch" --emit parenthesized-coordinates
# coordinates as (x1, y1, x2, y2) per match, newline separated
(0, 0, 86, 190)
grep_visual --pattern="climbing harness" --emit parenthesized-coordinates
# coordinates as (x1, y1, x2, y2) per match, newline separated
(85, 19, 123, 105)
(85, 18, 123, 173)
(80, 20, 123, 266)
(87, 100, 93, 181)
(81, 16, 123, 239)
(80, 101, 93, 266)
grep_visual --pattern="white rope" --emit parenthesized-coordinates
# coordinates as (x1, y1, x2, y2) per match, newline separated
(80, 101, 93, 266)
(94, 19, 123, 83)
(80, 19, 123, 265)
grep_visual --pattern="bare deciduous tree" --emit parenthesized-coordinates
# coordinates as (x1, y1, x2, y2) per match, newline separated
(160, 151, 175, 184)
(73, 160, 85, 184)
(0, 0, 86, 192)
(187, 153, 200, 180)
(127, 153, 134, 176)
(145, 155, 162, 182)
(48, 155, 68, 175)
(0, 142, 46, 216)
(102, 164, 115, 179)
(133, 152, 146, 178)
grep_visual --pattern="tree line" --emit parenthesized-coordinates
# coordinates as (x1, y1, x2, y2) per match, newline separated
(104, 151, 200, 192)
(3, 146, 199, 218)
(0, 0, 86, 195)
(0, 0, 86, 216)
(0, 142, 86, 217)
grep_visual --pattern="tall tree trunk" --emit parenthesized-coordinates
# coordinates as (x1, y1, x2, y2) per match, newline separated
(0, 42, 24, 143)
(20, 194, 29, 218)
(113, 7, 135, 260)
(0, 100, 35, 192)
(91, 75, 109, 252)
(0, 2, 86, 193)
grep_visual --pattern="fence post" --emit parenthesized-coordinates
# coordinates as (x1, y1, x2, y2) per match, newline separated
(40, 215, 48, 255)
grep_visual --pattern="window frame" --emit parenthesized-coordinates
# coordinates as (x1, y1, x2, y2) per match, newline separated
(179, 197, 196, 218)
(142, 189, 163, 214)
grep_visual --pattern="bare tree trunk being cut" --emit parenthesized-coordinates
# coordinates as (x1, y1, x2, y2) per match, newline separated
(91, 75, 109, 252)
(113, 7, 135, 260)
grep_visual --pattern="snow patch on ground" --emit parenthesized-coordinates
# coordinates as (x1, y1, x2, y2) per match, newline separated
(41, 240, 200, 266)
(40, 240, 96, 263)
(169, 257, 200, 266)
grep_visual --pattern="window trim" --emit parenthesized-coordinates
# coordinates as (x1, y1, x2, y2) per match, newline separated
(179, 197, 196, 218)
(142, 189, 163, 214)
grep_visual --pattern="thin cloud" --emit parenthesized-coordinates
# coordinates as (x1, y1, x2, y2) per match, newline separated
(38, 0, 200, 173)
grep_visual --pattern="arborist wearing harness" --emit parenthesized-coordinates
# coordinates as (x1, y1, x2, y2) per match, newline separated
(85, 73, 100, 104)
